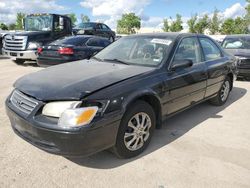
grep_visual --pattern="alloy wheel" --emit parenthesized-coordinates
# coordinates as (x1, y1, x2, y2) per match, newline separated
(124, 112, 152, 151)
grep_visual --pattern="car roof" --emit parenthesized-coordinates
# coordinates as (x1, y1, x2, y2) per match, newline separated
(127, 32, 208, 39)
(224, 34, 250, 39)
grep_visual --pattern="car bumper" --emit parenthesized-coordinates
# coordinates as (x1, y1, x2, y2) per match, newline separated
(5, 102, 121, 157)
(2, 49, 37, 60)
(37, 57, 77, 67)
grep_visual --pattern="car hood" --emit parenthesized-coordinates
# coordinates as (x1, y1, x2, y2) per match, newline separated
(225, 49, 250, 58)
(6, 31, 51, 41)
(14, 60, 154, 101)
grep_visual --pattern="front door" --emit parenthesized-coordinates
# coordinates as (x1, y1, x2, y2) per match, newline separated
(163, 37, 207, 114)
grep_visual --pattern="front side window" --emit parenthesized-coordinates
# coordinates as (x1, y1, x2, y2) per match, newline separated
(95, 36, 173, 67)
(24, 15, 53, 31)
(200, 38, 222, 61)
(173, 37, 201, 64)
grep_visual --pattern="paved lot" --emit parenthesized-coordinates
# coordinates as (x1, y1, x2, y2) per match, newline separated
(0, 57, 250, 188)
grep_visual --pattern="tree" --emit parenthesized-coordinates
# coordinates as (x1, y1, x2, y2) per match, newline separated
(244, 0, 250, 32)
(0, 23, 8, 30)
(220, 18, 235, 34)
(117, 13, 141, 34)
(187, 14, 197, 33)
(81, 14, 90, 23)
(169, 14, 183, 32)
(194, 14, 210, 34)
(209, 9, 221, 34)
(234, 17, 247, 34)
(162, 18, 170, 32)
(68, 13, 77, 26)
(8, 23, 16, 30)
(15, 13, 25, 30)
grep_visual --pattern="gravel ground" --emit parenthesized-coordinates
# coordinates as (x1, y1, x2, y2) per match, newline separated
(0, 57, 250, 188)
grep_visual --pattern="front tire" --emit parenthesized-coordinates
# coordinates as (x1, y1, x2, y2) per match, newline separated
(112, 101, 156, 158)
(209, 76, 231, 106)
(13, 59, 25, 65)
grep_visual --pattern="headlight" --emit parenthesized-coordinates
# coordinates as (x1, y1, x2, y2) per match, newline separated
(42, 101, 81, 117)
(42, 101, 100, 128)
(27, 42, 41, 50)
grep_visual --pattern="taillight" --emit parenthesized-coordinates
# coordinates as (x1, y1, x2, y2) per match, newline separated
(37, 47, 43, 54)
(58, 47, 74, 55)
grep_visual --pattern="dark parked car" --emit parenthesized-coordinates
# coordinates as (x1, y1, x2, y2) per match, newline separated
(73, 22, 116, 42)
(6, 33, 237, 158)
(37, 35, 111, 67)
(222, 35, 250, 79)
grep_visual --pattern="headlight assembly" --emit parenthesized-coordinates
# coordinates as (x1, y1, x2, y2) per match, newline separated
(27, 42, 41, 50)
(42, 100, 110, 128)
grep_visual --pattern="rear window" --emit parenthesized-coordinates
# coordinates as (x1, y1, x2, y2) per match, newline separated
(50, 37, 88, 46)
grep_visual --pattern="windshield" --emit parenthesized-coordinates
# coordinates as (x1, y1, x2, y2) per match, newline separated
(222, 37, 250, 49)
(24, 15, 53, 31)
(95, 36, 173, 67)
(75, 23, 95, 29)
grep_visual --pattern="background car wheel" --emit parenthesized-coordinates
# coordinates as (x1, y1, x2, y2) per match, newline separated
(13, 59, 25, 65)
(112, 100, 156, 158)
(209, 76, 231, 106)
(109, 36, 114, 42)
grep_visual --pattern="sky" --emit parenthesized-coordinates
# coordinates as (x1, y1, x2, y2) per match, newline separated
(0, 0, 247, 29)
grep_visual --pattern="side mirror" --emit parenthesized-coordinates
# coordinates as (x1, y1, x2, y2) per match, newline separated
(171, 59, 193, 70)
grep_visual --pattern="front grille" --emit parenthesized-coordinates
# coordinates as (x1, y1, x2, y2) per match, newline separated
(4, 35, 27, 51)
(240, 59, 250, 68)
(10, 90, 39, 115)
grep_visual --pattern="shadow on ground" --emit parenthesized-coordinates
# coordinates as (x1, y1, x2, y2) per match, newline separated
(67, 87, 247, 169)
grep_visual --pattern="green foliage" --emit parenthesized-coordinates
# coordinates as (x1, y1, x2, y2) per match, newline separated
(194, 14, 210, 34)
(8, 23, 16, 30)
(220, 17, 247, 34)
(162, 18, 169, 32)
(117, 13, 141, 34)
(187, 14, 198, 33)
(16, 12, 26, 30)
(81, 14, 90, 23)
(209, 9, 221, 34)
(169, 14, 183, 32)
(0, 23, 8, 30)
(68, 13, 77, 26)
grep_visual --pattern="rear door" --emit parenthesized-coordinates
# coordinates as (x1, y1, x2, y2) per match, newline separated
(164, 37, 207, 114)
(198, 37, 228, 98)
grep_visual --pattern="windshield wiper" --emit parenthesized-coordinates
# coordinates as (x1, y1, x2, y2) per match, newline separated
(91, 56, 103, 62)
(103, 58, 130, 65)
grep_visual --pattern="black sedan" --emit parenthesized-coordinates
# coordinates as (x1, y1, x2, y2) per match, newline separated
(222, 34, 250, 79)
(73, 22, 116, 42)
(6, 33, 237, 158)
(37, 35, 111, 67)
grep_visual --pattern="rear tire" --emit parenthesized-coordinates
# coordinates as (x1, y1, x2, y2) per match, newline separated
(112, 100, 156, 158)
(109, 36, 114, 42)
(209, 76, 231, 106)
(13, 59, 25, 65)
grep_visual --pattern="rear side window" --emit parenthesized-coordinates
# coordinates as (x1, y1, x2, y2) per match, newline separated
(87, 38, 101, 47)
(100, 39, 111, 47)
(200, 38, 222, 61)
(173, 37, 201, 64)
